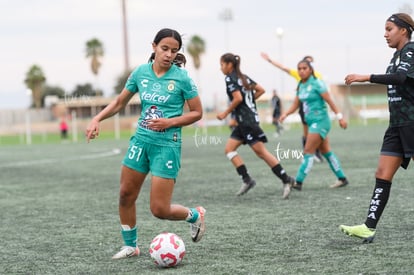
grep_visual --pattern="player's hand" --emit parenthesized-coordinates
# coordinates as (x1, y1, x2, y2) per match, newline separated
(86, 120, 100, 142)
(147, 118, 170, 131)
(279, 113, 287, 122)
(260, 52, 269, 61)
(216, 112, 227, 120)
(344, 74, 370, 85)
(339, 118, 347, 129)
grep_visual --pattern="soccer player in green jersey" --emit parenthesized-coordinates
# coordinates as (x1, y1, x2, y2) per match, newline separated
(340, 13, 414, 243)
(86, 28, 206, 259)
(279, 59, 348, 192)
(217, 53, 295, 199)
(261, 52, 324, 163)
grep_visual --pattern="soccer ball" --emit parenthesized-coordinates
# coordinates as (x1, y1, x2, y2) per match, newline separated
(149, 232, 186, 267)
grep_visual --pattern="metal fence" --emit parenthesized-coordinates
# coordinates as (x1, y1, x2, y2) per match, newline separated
(0, 109, 53, 134)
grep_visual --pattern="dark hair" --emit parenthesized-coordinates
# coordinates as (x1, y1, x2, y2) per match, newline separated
(173, 53, 186, 67)
(148, 28, 185, 66)
(387, 13, 414, 39)
(302, 55, 314, 62)
(220, 53, 253, 90)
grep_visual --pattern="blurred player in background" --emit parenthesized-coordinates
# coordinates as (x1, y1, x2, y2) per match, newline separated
(261, 52, 324, 162)
(86, 28, 206, 259)
(271, 89, 283, 137)
(279, 59, 348, 191)
(340, 13, 414, 243)
(59, 118, 68, 139)
(217, 53, 295, 199)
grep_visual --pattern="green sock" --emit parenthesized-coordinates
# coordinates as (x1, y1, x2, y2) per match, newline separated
(186, 208, 199, 223)
(121, 226, 137, 247)
(323, 151, 345, 179)
(296, 154, 314, 183)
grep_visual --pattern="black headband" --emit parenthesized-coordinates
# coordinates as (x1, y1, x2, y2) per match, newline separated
(387, 15, 414, 33)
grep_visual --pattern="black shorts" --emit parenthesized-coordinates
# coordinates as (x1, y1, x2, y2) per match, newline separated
(272, 109, 281, 119)
(230, 124, 268, 145)
(380, 125, 414, 169)
(299, 103, 306, 125)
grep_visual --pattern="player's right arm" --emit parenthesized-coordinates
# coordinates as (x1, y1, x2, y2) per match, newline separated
(261, 52, 291, 74)
(86, 89, 134, 142)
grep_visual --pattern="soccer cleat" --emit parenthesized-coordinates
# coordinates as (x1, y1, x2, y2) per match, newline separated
(236, 178, 256, 196)
(314, 151, 324, 163)
(339, 224, 376, 243)
(282, 183, 291, 199)
(292, 182, 302, 191)
(284, 175, 295, 185)
(112, 246, 140, 259)
(330, 178, 349, 188)
(190, 206, 206, 242)
(281, 176, 294, 199)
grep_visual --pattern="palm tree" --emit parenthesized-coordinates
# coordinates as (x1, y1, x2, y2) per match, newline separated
(187, 35, 206, 129)
(24, 65, 46, 108)
(186, 35, 206, 70)
(86, 38, 104, 76)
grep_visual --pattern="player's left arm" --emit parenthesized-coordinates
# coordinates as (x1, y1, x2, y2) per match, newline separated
(321, 91, 347, 129)
(216, 90, 242, 120)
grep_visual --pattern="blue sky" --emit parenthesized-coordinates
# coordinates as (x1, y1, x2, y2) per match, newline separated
(0, 0, 411, 109)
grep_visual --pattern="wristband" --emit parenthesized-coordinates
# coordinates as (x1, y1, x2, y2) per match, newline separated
(336, 113, 343, 120)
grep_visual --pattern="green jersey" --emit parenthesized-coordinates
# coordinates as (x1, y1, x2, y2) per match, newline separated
(125, 63, 198, 147)
(297, 76, 328, 123)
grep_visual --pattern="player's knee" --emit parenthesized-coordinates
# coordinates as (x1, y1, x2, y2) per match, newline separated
(150, 206, 168, 220)
(375, 168, 391, 181)
(119, 188, 137, 207)
(226, 151, 238, 160)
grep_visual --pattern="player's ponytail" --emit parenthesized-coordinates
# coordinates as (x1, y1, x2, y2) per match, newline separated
(220, 53, 253, 90)
(148, 52, 156, 63)
(173, 53, 187, 67)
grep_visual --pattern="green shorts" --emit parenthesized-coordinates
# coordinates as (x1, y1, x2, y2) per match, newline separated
(122, 136, 181, 179)
(306, 117, 331, 139)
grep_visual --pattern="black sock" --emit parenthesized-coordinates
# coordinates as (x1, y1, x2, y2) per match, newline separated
(236, 165, 251, 182)
(271, 164, 290, 183)
(364, 178, 391, 229)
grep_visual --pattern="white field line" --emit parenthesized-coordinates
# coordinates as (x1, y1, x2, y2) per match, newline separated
(0, 148, 121, 168)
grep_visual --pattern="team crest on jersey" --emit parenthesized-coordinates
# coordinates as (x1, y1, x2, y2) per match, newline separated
(140, 105, 165, 132)
(167, 81, 175, 92)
